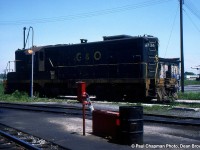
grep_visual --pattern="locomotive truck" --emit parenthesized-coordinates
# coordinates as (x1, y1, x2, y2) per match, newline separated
(3, 35, 179, 101)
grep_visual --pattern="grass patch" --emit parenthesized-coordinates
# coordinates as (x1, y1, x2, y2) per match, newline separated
(0, 83, 77, 103)
(178, 80, 200, 100)
(143, 105, 170, 114)
(178, 92, 200, 100)
(1, 80, 200, 103)
(184, 80, 200, 86)
(0, 82, 33, 102)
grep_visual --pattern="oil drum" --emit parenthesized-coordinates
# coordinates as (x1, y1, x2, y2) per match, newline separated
(119, 106, 143, 145)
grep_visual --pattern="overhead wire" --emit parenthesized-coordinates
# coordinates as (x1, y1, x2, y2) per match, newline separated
(0, 0, 172, 25)
(183, 0, 200, 33)
(184, 0, 200, 21)
(183, 10, 200, 33)
(164, 5, 179, 58)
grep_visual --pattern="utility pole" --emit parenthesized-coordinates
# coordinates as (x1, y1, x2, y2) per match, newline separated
(24, 27, 34, 98)
(180, 0, 184, 92)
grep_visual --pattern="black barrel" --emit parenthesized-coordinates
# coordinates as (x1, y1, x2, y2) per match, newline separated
(119, 106, 143, 145)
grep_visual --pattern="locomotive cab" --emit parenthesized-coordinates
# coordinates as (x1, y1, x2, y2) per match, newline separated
(156, 58, 180, 101)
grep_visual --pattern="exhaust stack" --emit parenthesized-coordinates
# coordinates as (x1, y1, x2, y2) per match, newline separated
(23, 27, 26, 49)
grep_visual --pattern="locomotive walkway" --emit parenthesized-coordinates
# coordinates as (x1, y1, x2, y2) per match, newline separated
(0, 103, 200, 150)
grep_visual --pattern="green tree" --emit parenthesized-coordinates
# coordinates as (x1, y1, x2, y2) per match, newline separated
(0, 74, 4, 79)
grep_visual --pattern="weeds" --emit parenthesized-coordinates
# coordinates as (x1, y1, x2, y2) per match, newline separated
(0, 83, 79, 103)
(0, 89, 30, 102)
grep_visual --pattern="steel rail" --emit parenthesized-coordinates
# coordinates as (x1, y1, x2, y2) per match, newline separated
(0, 130, 40, 150)
(0, 102, 90, 117)
(143, 115, 200, 126)
(1, 102, 200, 126)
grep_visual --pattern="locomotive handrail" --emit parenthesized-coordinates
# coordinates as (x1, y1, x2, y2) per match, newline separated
(47, 60, 149, 81)
(47, 61, 146, 68)
(4, 60, 23, 75)
(5, 61, 14, 74)
(155, 55, 159, 85)
(49, 58, 55, 68)
(47, 61, 149, 80)
(4, 60, 22, 79)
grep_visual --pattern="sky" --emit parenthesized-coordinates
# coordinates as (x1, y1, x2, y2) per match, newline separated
(0, 0, 200, 74)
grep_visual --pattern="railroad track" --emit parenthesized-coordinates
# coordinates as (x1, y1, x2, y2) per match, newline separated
(0, 102, 200, 126)
(0, 133, 26, 150)
(0, 123, 68, 150)
(0, 102, 90, 116)
(144, 114, 200, 126)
